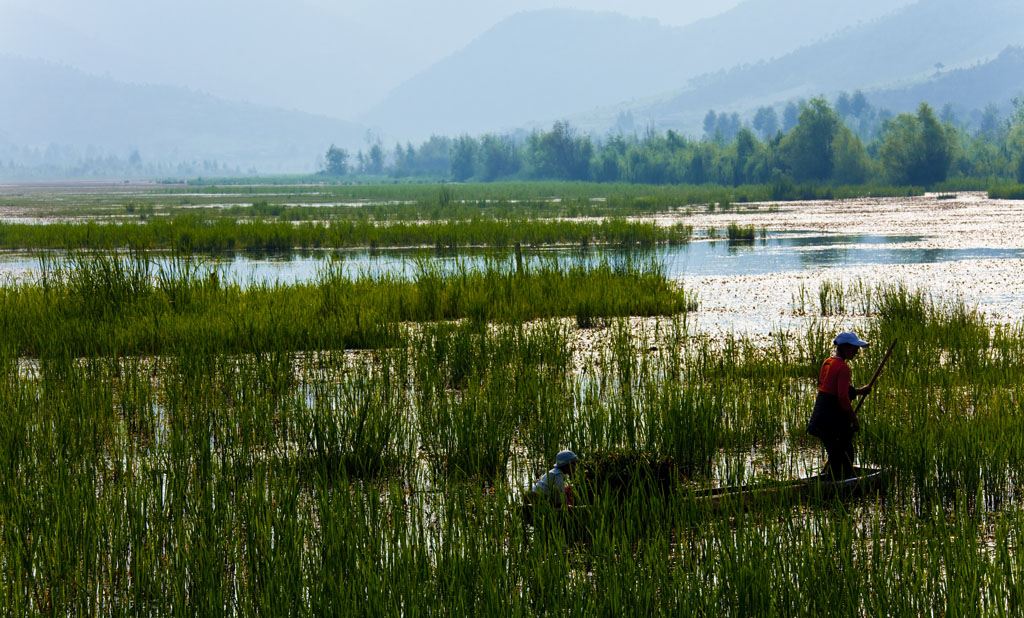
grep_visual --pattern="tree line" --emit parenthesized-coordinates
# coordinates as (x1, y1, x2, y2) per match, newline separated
(322, 96, 1024, 187)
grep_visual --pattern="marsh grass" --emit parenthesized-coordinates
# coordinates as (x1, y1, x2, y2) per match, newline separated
(2, 181, 927, 228)
(0, 216, 695, 252)
(988, 184, 1024, 200)
(726, 222, 756, 242)
(156, 180, 925, 208)
(0, 251, 694, 357)
(2, 258, 1024, 614)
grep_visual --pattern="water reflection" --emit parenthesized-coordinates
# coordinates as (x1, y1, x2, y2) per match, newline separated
(1, 232, 1022, 285)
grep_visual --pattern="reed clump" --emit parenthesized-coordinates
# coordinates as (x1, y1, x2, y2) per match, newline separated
(988, 184, 1024, 200)
(0, 216, 693, 252)
(726, 222, 756, 242)
(0, 252, 695, 357)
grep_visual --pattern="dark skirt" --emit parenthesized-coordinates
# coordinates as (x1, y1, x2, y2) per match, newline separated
(807, 391, 857, 479)
(807, 391, 854, 440)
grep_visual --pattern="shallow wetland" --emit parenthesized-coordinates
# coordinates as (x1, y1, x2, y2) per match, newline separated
(1, 184, 1023, 615)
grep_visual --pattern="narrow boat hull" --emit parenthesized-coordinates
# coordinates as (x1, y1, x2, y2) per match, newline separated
(519, 467, 889, 529)
(693, 466, 889, 511)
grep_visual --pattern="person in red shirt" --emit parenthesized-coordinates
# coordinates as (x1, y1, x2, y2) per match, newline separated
(807, 332, 872, 480)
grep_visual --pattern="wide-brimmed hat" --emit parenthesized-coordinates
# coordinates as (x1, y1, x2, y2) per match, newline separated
(834, 332, 870, 347)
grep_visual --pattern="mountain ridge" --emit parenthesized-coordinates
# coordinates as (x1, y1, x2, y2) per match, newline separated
(361, 0, 915, 140)
(0, 55, 366, 173)
(568, 0, 1024, 136)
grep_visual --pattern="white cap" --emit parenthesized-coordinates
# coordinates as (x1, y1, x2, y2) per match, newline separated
(834, 332, 870, 347)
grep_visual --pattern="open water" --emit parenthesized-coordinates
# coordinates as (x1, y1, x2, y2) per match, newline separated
(2, 231, 1023, 286)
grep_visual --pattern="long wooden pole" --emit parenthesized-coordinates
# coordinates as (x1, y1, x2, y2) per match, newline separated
(853, 339, 898, 416)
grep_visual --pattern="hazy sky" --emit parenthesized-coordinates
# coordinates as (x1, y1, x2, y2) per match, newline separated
(311, 0, 743, 28)
(0, 0, 743, 118)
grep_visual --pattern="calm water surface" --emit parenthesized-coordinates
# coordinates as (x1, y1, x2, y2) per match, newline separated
(2, 232, 1022, 285)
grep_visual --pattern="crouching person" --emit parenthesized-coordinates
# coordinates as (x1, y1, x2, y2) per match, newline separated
(528, 450, 579, 507)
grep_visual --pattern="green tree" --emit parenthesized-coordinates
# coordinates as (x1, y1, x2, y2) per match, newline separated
(392, 143, 408, 176)
(877, 115, 918, 185)
(408, 136, 451, 177)
(1009, 98, 1024, 182)
(450, 136, 477, 181)
(779, 97, 840, 181)
(703, 110, 718, 140)
(733, 127, 758, 185)
(479, 134, 520, 181)
(878, 103, 953, 185)
(917, 103, 953, 183)
(595, 148, 623, 182)
(752, 107, 779, 140)
(323, 144, 349, 175)
(665, 130, 689, 153)
(714, 112, 741, 144)
(835, 92, 853, 118)
(595, 134, 628, 182)
(685, 143, 712, 184)
(831, 126, 870, 185)
(530, 121, 593, 181)
(782, 101, 802, 133)
(367, 143, 385, 175)
(978, 103, 1003, 142)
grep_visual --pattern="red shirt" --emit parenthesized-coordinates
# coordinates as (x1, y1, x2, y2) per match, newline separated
(818, 356, 853, 413)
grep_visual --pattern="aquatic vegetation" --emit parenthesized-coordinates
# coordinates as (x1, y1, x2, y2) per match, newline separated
(988, 184, 1024, 199)
(0, 252, 695, 357)
(726, 222, 756, 242)
(2, 294, 1023, 614)
(2, 186, 1023, 613)
(0, 215, 694, 252)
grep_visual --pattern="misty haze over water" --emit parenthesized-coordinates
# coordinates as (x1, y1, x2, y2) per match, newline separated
(2, 0, 1022, 175)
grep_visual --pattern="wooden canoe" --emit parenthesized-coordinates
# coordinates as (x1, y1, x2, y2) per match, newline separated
(691, 466, 890, 511)
(520, 467, 889, 526)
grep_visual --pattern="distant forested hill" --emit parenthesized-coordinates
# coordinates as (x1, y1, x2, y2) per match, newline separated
(0, 55, 366, 173)
(360, 0, 912, 140)
(577, 0, 1024, 135)
(867, 46, 1024, 114)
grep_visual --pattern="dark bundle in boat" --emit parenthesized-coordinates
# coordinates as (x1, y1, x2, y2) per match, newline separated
(577, 449, 681, 500)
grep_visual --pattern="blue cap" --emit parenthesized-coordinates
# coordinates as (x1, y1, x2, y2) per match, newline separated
(834, 332, 870, 347)
(555, 450, 578, 467)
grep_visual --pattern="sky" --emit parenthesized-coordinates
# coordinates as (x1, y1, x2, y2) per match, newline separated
(0, 0, 743, 119)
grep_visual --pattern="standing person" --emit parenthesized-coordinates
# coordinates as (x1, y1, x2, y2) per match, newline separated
(529, 450, 579, 507)
(807, 332, 872, 480)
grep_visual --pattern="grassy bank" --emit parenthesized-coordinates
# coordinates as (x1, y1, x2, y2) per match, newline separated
(989, 184, 1024, 199)
(0, 252, 695, 357)
(0, 216, 694, 252)
(1, 180, 927, 222)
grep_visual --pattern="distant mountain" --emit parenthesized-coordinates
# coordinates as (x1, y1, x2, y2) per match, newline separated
(0, 55, 366, 173)
(360, 0, 913, 140)
(0, 0, 420, 120)
(577, 0, 1024, 135)
(866, 46, 1024, 115)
